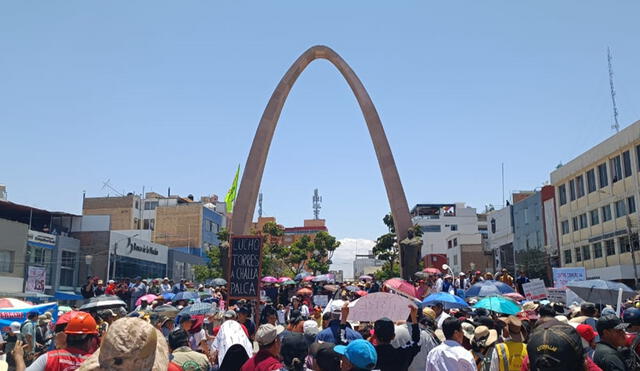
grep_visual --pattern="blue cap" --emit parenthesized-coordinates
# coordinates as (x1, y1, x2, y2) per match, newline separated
(334, 339, 377, 370)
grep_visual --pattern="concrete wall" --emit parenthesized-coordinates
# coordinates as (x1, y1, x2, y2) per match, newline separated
(82, 195, 139, 230)
(0, 219, 28, 292)
(412, 203, 480, 257)
(154, 203, 202, 248)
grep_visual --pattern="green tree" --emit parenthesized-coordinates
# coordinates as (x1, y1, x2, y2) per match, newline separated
(194, 228, 229, 281)
(284, 235, 314, 276)
(261, 221, 286, 277)
(308, 231, 341, 275)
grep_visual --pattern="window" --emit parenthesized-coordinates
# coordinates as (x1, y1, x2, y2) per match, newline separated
(598, 163, 609, 188)
(143, 219, 155, 231)
(524, 208, 529, 224)
(0, 250, 14, 273)
(559, 185, 567, 205)
(593, 242, 603, 258)
(572, 217, 579, 231)
(421, 225, 441, 233)
(453, 255, 458, 265)
(587, 169, 597, 193)
(453, 238, 458, 247)
(575, 247, 582, 262)
(623, 151, 632, 178)
(579, 213, 588, 229)
(60, 251, 76, 287)
(605, 239, 616, 256)
(611, 156, 622, 183)
(447, 240, 452, 249)
(135, 200, 139, 209)
(561, 220, 570, 235)
(590, 209, 599, 226)
(628, 196, 636, 214)
(637, 145, 640, 171)
(144, 201, 158, 210)
(615, 200, 627, 218)
(602, 205, 612, 222)
(450, 224, 458, 231)
(564, 250, 572, 264)
(582, 245, 591, 260)
(576, 175, 585, 198)
(619, 236, 631, 253)
(569, 179, 576, 201)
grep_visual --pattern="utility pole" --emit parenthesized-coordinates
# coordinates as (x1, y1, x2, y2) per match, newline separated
(625, 216, 639, 288)
(608, 47, 620, 133)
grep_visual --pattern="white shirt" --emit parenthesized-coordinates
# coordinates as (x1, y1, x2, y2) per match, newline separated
(435, 278, 443, 293)
(435, 311, 450, 329)
(425, 340, 476, 371)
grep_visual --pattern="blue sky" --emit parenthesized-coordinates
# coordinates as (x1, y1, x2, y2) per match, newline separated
(1, 1, 639, 258)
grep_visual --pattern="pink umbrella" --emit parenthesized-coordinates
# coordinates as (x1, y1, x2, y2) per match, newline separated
(355, 290, 368, 297)
(278, 277, 292, 283)
(303, 276, 316, 282)
(423, 267, 441, 275)
(0, 298, 32, 308)
(503, 292, 525, 301)
(383, 278, 418, 300)
(136, 294, 160, 306)
(262, 276, 278, 283)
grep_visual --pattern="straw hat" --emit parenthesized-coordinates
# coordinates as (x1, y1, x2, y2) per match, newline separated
(472, 325, 498, 347)
(78, 318, 168, 371)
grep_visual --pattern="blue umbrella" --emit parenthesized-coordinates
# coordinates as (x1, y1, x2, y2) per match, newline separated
(465, 280, 514, 297)
(422, 292, 469, 309)
(162, 292, 175, 301)
(295, 272, 311, 281)
(173, 291, 199, 301)
(179, 302, 216, 316)
(474, 296, 521, 315)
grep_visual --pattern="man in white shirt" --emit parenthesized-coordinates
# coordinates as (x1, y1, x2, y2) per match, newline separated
(430, 303, 451, 329)
(160, 277, 172, 294)
(425, 317, 476, 371)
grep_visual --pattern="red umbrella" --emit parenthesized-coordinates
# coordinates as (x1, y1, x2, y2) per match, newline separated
(303, 276, 315, 282)
(384, 278, 418, 300)
(297, 288, 313, 296)
(136, 294, 160, 306)
(355, 290, 368, 297)
(503, 292, 525, 301)
(422, 267, 441, 275)
(55, 311, 82, 326)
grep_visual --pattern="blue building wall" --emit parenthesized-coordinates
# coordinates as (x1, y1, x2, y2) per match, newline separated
(202, 207, 223, 248)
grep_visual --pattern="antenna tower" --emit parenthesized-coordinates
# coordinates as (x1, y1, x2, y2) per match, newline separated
(312, 189, 322, 220)
(608, 47, 620, 133)
(258, 192, 263, 218)
(101, 179, 125, 197)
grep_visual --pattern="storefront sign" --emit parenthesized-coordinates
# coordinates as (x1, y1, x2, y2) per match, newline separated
(110, 232, 167, 265)
(27, 230, 56, 249)
(25, 266, 46, 293)
(552, 267, 586, 288)
(522, 279, 548, 301)
(228, 236, 262, 299)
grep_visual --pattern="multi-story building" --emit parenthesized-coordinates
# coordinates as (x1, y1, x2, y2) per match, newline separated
(486, 205, 514, 273)
(445, 232, 492, 274)
(251, 217, 329, 246)
(551, 120, 640, 285)
(353, 252, 385, 278)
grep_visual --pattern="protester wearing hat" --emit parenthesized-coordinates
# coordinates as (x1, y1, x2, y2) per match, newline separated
(35, 315, 51, 352)
(624, 307, 640, 366)
(14, 312, 99, 371)
(236, 306, 256, 339)
(425, 317, 475, 371)
(371, 305, 420, 371)
(525, 320, 585, 371)
(576, 324, 598, 359)
(241, 324, 285, 371)
(470, 325, 498, 371)
(167, 328, 211, 371)
(490, 316, 527, 371)
(593, 315, 630, 371)
(160, 278, 172, 294)
(429, 302, 451, 329)
(309, 341, 341, 371)
(4, 322, 22, 370)
(334, 339, 377, 371)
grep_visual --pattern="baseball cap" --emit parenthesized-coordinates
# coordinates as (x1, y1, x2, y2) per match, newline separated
(596, 315, 629, 334)
(576, 324, 597, 344)
(334, 339, 377, 370)
(373, 318, 395, 341)
(9, 322, 21, 332)
(527, 320, 583, 371)
(623, 307, 640, 325)
(255, 324, 285, 346)
(236, 306, 250, 315)
(309, 342, 341, 371)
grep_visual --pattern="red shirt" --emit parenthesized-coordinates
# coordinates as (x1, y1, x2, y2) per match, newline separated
(240, 349, 282, 371)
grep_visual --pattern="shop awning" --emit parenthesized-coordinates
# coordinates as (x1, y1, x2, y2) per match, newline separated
(54, 291, 83, 301)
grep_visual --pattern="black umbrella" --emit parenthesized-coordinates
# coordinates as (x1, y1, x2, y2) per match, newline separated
(79, 295, 127, 311)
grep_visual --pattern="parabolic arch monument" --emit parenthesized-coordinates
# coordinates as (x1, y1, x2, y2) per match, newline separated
(230, 45, 418, 278)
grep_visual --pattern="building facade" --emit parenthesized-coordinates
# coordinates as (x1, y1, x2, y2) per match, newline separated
(353, 252, 385, 278)
(445, 232, 492, 274)
(486, 205, 514, 273)
(550, 120, 640, 285)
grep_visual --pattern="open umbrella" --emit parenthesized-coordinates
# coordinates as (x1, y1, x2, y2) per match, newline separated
(414, 272, 428, 280)
(79, 295, 127, 311)
(422, 292, 469, 309)
(136, 294, 160, 306)
(465, 280, 514, 297)
(355, 290, 368, 297)
(295, 272, 311, 281)
(503, 292, 525, 301)
(262, 276, 278, 283)
(303, 276, 316, 282)
(173, 291, 199, 302)
(423, 267, 441, 275)
(179, 302, 217, 317)
(278, 277, 292, 283)
(55, 311, 82, 325)
(313, 274, 334, 282)
(359, 275, 373, 281)
(0, 298, 32, 308)
(152, 304, 180, 318)
(282, 280, 296, 286)
(211, 278, 227, 287)
(384, 278, 418, 300)
(474, 296, 521, 315)
(323, 284, 339, 292)
(566, 279, 635, 304)
(297, 288, 313, 296)
(162, 292, 176, 301)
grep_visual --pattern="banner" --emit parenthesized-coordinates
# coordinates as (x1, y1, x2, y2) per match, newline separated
(313, 295, 328, 307)
(0, 302, 58, 329)
(228, 236, 262, 299)
(26, 266, 46, 293)
(547, 288, 567, 304)
(347, 292, 414, 322)
(522, 279, 548, 301)
(552, 267, 586, 288)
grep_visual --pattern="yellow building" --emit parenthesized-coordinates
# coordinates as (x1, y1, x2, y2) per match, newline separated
(550, 120, 640, 284)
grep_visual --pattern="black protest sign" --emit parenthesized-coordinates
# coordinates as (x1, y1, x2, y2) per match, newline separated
(228, 236, 262, 299)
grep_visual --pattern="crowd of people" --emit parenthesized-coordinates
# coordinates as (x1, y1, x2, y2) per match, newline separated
(1, 268, 640, 371)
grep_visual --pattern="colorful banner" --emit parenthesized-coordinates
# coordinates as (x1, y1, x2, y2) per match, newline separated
(0, 302, 58, 329)
(552, 267, 586, 288)
(522, 279, 548, 301)
(25, 266, 46, 293)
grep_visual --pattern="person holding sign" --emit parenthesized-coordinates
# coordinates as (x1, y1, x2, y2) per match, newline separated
(372, 305, 421, 371)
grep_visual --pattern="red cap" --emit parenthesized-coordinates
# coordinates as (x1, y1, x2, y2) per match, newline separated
(576, 324, 596, 343)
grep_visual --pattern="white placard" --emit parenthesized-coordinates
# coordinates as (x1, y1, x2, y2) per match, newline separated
(522, 280, 548, 301)
(347, 292, 414, 322)
(546, 288, 567, 304)
(26, 266, 46, 293)
(313, 295, 328, 307)
(552, 267, 586, 288)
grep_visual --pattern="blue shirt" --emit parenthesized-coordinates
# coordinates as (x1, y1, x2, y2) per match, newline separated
(316, 320, 362, 344)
